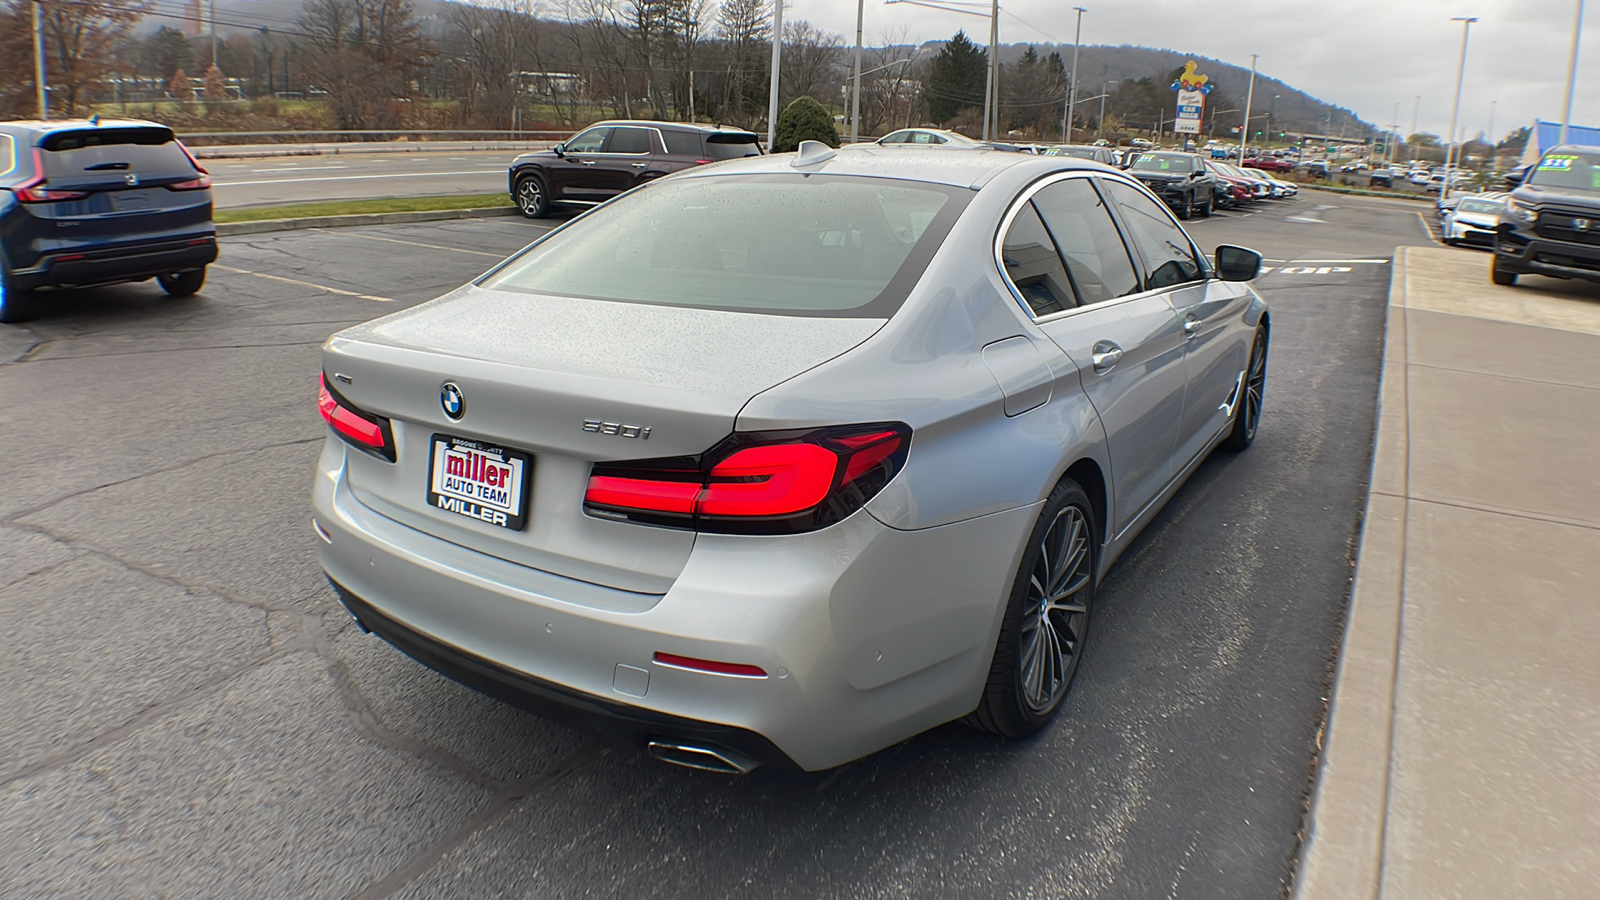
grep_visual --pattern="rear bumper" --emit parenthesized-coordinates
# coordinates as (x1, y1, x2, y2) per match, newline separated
(311, 440, 1035, 772)
(14, 236, 217, 290)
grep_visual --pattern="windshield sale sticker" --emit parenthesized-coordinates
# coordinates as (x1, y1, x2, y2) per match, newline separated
(1539, 155, 1576, 170)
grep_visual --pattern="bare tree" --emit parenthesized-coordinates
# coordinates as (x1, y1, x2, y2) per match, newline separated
(713, 0, 769, 127)
(0, 0, 152, 116)
(298, 0, 434, 130)
(445, 0, 544, 129)
(780, 19, 840, 107)
(858, 30, 920, 136)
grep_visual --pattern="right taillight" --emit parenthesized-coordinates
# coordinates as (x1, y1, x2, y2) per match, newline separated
(584, 424, 910, 534)
(318, 374, 396, 461)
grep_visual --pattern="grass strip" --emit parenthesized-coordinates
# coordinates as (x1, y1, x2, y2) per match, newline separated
(215, 192, 510, 224)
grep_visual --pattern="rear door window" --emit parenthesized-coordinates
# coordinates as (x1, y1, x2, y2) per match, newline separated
(661, 131, 701, 156)
(607, 127, 653, 155)
(704, 133, 761, 159)
(1030, 178, 1141, 306)
(39, 128, 197, 187)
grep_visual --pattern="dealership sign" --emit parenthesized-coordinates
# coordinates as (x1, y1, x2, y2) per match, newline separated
(1170, 61, 1214, 135)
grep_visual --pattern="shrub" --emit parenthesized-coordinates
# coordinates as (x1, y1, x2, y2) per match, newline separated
(773, 96, 839, 153)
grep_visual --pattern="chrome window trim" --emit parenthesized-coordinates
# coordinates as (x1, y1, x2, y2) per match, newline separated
(993, 169, 1190, 324)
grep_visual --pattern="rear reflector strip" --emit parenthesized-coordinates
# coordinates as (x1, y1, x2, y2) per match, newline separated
(653, 652, 768, 678)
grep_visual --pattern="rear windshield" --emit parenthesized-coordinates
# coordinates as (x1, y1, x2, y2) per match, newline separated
(481, 174, 969, 317)
(704, 133, 761, 159)
(1047, 147, 1101, 160)
(1529, 152, 1600, 193)
(40, 127, 196, 182)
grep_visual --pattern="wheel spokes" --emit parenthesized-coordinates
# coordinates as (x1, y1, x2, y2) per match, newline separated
(1018, 504, 1092, 713)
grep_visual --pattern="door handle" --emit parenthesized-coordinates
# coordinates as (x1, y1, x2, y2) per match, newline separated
(631, 162, 647, 168)
(579, 160, 597, 166)
(1183, 315, 1202, 337)
(1091, 341, 1123, 373)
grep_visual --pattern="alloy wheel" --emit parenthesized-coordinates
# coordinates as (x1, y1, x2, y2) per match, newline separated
(1244, 328, 1267, 440)
(1018, 505, 1092, 714)
(517, 179, 544, 215)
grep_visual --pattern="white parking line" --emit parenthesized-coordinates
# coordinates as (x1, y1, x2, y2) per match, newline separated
(311, 229, 506, 258)
(1263, 258, 1389, 264)
(212, 264, 394, 302)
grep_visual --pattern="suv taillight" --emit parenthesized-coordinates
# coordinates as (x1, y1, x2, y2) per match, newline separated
(166, 172, 212, 191)
(318, 374, 396, 461)
(584, 424, 910, 534)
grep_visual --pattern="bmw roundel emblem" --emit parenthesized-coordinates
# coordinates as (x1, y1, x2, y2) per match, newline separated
(440, 382, 465, 420)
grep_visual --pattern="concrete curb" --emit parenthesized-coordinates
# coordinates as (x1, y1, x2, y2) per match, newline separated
(216, 205, 520, 236)
(1290, 246, 1412, 900)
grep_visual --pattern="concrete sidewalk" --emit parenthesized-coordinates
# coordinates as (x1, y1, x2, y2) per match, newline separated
(1294, 246, 1600, 899)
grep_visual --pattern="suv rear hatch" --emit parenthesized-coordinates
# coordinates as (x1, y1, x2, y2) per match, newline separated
(323, 286, 883, 595)
(17, 126, 211, 267)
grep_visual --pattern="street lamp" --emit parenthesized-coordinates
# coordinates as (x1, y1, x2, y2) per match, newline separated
(1238, 54, 1258, 165)
(767, 0, 784, 148)
(1443, 16, 1476, 200)
(1064, 7, 1086, 143)
(886, 0, 999, 140)
(1098, 79, 1114, 140)
(1560, 0, 1585, 144)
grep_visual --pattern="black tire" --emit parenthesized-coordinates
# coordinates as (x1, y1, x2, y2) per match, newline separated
(515, 174, 550, 219)
(158, 268, 206, 297)
(1177, 191, 1193, 220)
(1223, 325, 1269, 451)
(1490, 254, 1519, 286)
(0, 255, 32, 324)
(1199, 193, 1214, 217)
(967, 478, 1097, 738)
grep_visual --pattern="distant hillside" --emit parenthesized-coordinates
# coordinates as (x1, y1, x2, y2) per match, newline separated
(940, 41, 1379, 140)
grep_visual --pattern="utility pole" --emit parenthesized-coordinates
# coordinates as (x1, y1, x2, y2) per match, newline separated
(1487, 99, 1496, 150)
(851, 0, 863, 143)
(1064, 7, 1085, 143)
(766, 0, 783, 148)
(1099, 80, 1113, 140)
(1238, 54, 1258, 164)
(32, 0, 48, 120)
(985, 0, 998, 141)
(1444, 16, 1476, 200)
(1561, 0, 1585, 144)
(210, 0, 218, 70)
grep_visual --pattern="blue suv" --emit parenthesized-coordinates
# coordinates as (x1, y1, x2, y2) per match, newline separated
(0, 119, 217, 323)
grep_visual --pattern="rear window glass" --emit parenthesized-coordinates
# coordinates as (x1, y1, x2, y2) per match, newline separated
(482, 174, 968, 317)
(704, 133, 761, 160)
(40, 128, 195, 180)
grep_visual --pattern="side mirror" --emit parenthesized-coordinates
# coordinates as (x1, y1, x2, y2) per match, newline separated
(1504, 164, 1527, 186)
(1215, 245, 1262, 282)
(553, 143, 566, 157)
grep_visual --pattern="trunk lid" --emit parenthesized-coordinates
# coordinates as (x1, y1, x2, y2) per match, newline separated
(323, 285, 883, 594)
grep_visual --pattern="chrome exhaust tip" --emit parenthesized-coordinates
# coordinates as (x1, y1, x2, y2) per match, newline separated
(646, 740, 759, 775)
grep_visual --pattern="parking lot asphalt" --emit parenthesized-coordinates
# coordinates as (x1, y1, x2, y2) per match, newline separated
(1, 195, 1434, 898)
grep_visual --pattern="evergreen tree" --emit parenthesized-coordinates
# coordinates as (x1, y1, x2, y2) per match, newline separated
(773, 95, 839, 152)
(925, 31, 986, 124)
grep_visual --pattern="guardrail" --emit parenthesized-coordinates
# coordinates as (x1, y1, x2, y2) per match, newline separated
(181, 129, 572, 146)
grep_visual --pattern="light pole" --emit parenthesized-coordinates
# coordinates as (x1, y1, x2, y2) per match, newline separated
(1444, 16, 1476, 200)
(1238, 54, 1258, 164)
(1487, 98, 1496, 151)
(767, 0, 784, 148)
(1098, 79, 1114, 140)
(886, 0, 998, 140)
(1064, 6, 1086, 143)
(1561, 0, 1585, 144)
(32, 0, 47, 120)
(1410, 94, 1420, 160)
(852, 0, 864, 144)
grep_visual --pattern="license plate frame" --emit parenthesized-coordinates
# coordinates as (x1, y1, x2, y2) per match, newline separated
(112, 191, 152, 211)
(426, 434, 532, 531)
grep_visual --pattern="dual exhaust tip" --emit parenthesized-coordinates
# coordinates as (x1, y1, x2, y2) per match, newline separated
(646, 740, 759, 775)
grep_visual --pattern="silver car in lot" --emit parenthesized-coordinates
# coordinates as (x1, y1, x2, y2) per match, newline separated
(312, 143, 1270, 773)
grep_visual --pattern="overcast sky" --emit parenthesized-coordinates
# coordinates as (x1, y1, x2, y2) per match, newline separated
(781, 0, 1593, 141)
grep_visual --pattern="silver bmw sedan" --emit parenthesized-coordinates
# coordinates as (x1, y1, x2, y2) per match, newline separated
(311, 143, 1269, 774)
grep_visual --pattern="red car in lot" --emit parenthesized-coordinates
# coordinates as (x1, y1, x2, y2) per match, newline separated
(1243, 156, 1293, 174)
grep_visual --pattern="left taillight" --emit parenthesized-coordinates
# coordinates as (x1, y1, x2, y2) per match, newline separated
(584, 424, 910, 534)
(318, 374, 396, 461)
